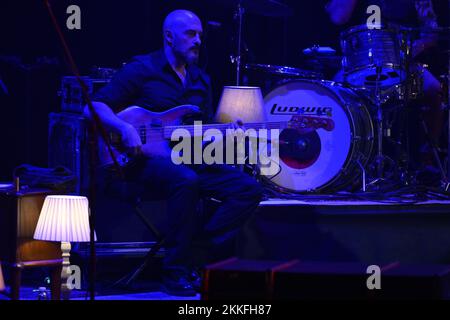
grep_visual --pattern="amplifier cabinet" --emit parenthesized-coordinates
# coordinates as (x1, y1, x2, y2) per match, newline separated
(59, 76, 110, 114)
(48, 112, 90, 195)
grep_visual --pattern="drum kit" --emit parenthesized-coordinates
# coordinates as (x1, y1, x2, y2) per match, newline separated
(214, 0, 450, 194)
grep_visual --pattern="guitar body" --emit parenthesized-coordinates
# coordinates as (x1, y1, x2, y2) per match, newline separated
(98, 105, 199, 166)
(97, 105, 333, 167)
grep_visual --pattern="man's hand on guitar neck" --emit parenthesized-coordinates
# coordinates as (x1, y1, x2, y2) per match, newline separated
(212, 118, 246, 148)
(120, 123, 143, 157)
(233, 119, 245, 130)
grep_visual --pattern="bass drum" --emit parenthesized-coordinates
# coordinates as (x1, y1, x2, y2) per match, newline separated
(262, 80, 374, 193)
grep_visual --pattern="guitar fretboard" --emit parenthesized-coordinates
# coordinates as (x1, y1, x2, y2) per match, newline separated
(162, 121, 289, 139)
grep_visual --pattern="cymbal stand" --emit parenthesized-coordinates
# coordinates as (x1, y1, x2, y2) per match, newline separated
(230, 1, 244, 85)
(443, 6, 450, 191)
(396, 28, 414, 184)
(447, 1, 450, 188)
(375, 63, 385, 179)
(366, 62, 396, 190)
(235, 2, 245, 86)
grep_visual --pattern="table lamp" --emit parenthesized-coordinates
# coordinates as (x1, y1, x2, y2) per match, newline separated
(33, 195, 95, 298)
(215, 86, 267, 123)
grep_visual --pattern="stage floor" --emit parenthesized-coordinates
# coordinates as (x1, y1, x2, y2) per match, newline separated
(261, 199, 450, 206)
(0, 286, 200, 301)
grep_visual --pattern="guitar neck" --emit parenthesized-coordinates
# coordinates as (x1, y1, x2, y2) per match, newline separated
(162, 122, 289, 139)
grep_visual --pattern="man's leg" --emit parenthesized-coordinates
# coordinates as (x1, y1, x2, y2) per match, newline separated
(121, 157, 201, 269)
(104, 157, 201, 295)
(194, 164, 263, 264)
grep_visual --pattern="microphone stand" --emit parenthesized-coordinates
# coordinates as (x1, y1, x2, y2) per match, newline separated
(43, 0, 124, 300)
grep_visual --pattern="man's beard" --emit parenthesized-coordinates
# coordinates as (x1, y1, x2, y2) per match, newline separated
(174, 47, 199, 65)
(186, 52, 199, 65)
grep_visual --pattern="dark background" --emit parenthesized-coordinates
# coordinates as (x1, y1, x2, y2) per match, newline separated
(0, 0, 448, 181)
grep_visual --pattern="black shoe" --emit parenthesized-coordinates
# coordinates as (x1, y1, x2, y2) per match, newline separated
(161, 268, 197, 297)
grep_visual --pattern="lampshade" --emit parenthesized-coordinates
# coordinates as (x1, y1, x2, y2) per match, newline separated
(34, 195, 95, 242)
(215, 86, 266, 123)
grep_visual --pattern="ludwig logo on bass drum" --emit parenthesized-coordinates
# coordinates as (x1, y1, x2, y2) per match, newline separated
(270, 104, 333, 117)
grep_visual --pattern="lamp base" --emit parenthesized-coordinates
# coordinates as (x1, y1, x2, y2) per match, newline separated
(61, 241, 72, 300)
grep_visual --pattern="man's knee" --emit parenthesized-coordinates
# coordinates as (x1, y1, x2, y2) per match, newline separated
(176, 171, 200, 189)
(236, 176, 264, 204)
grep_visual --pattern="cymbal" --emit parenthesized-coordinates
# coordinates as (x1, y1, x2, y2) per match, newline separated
(245, 63, 322, 78)
(209, 0, 293, 17)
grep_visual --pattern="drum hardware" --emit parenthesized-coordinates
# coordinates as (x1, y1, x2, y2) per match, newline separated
(210, 0, 293, 17)
(420, 116, 448, 182)
(356, 159, 367, 192)
(216, 0, 293, 85)
(235, 2, 244, 85)
(243, 63, 323, 95)
(302, 45, 342, 79)
(303, 46, 336, 57)
(369, 61, 394, 185)
(400, 27, 450, 188)
(244, 64, 322, 79)
(447, 30, 450, 185)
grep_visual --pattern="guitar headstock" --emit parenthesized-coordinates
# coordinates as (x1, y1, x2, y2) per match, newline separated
(288, 115, 335, 132)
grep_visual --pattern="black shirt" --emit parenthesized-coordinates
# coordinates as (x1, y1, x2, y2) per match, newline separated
(94, 49, 213, 122)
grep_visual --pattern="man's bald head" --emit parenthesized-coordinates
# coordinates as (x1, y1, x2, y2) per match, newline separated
(163, 10, 201, 34)
(163, 10, 203, 65)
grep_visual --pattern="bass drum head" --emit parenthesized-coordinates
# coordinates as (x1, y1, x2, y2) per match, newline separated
(262, 80, 373, 193)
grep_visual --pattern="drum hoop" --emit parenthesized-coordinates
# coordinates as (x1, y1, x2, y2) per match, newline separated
(316, 103, 374, 192)
(340, 24, 397, 38)
(343, 63, 407, 87)
(343, 63, 403, 72)
(262, 79, 374, 193)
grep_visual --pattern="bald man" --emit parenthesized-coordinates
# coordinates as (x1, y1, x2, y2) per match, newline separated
(85, 10, 263, 296)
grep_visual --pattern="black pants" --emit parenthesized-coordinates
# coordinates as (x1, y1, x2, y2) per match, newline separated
(103, 156, 263, 270)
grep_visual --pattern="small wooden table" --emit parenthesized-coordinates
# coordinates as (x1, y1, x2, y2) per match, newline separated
(0, 188, 62, 300)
